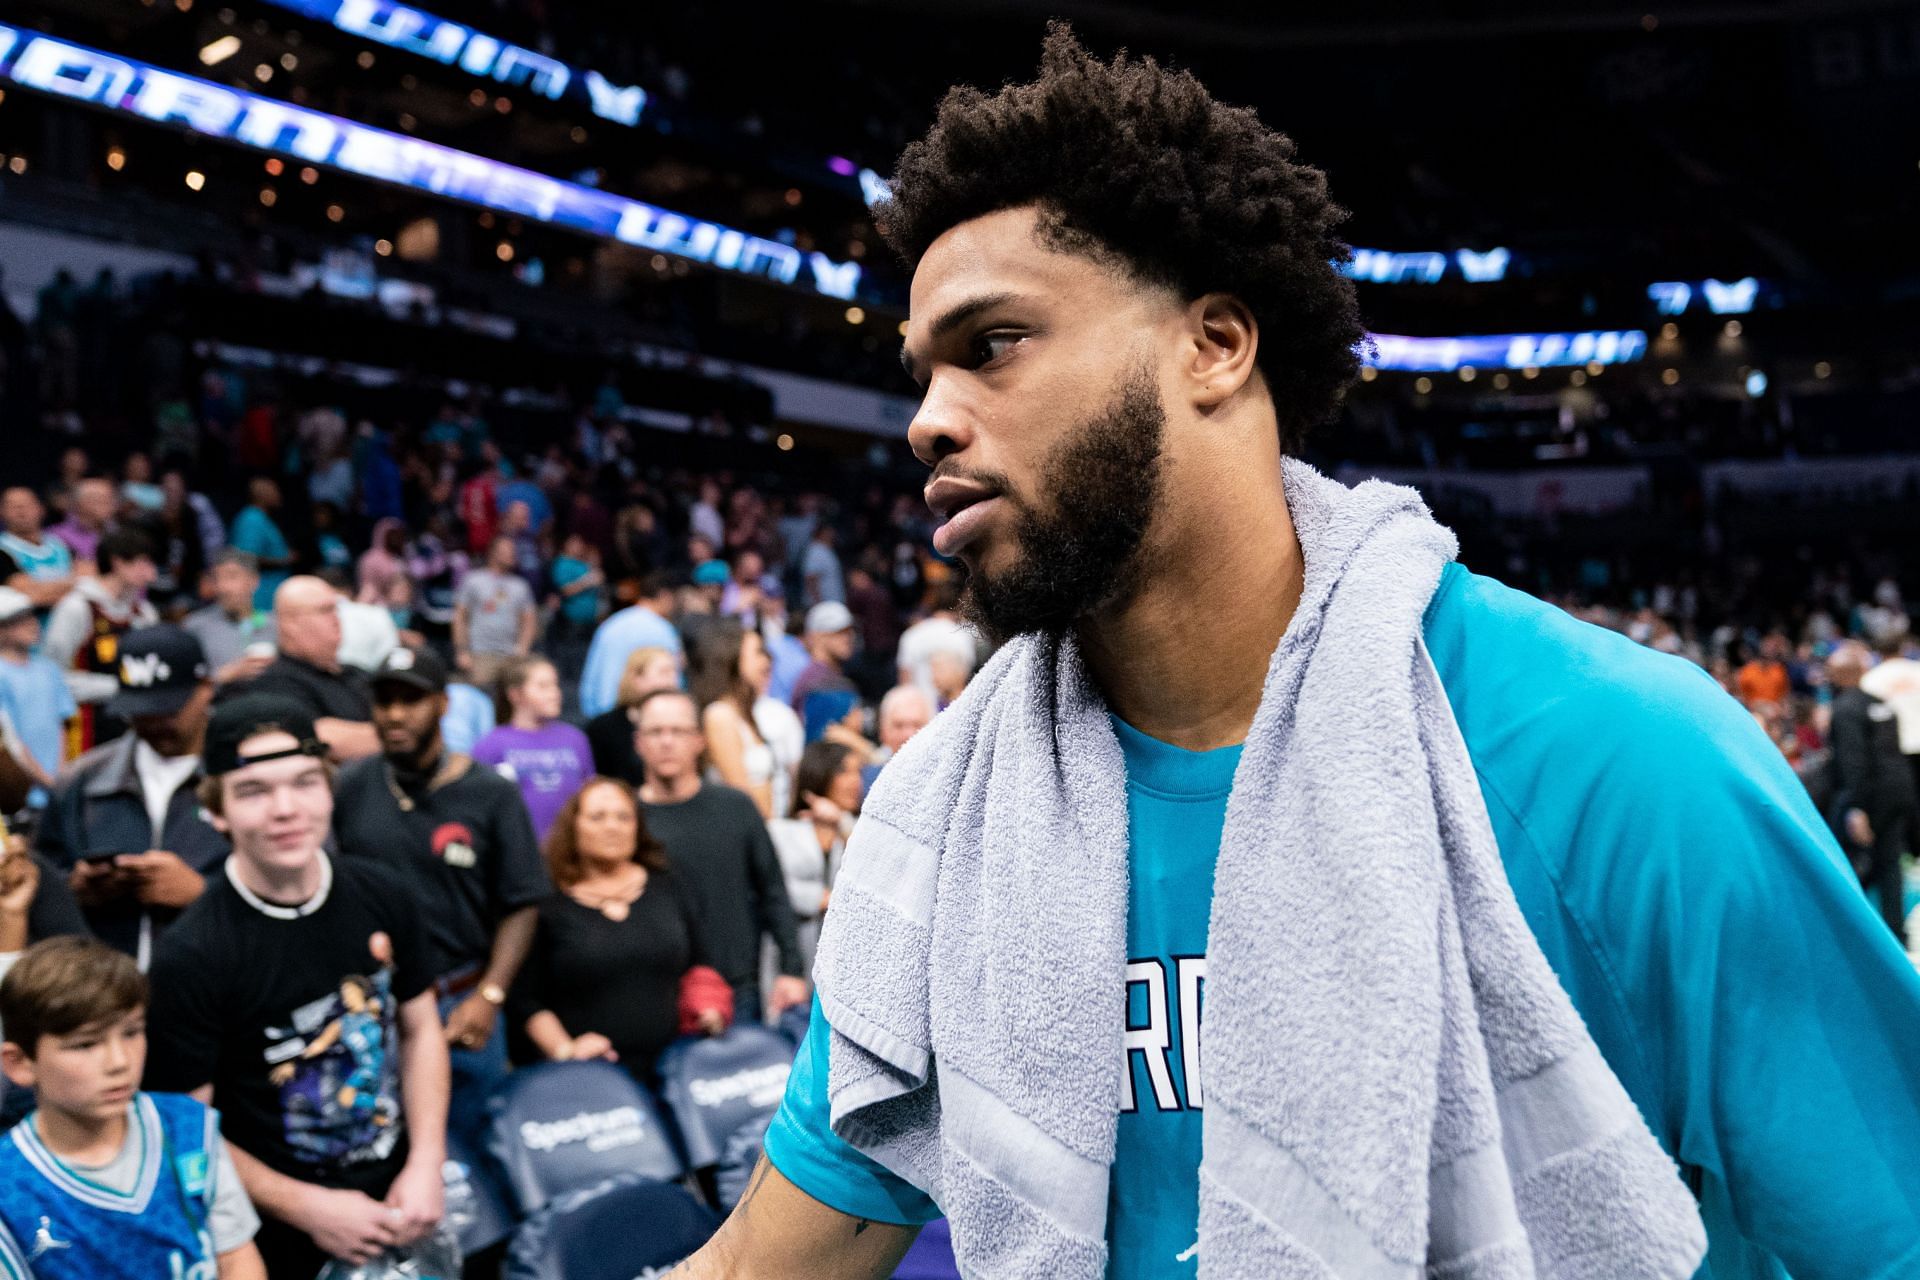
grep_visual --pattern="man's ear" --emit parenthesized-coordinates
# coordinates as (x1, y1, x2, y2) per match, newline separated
(0, 1041, 39, 1091)
(1184, 293, 1260, 411)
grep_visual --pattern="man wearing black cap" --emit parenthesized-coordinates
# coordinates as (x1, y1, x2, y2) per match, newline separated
(145, 694, 448, 1277)
(35, 625, 225, 966)
(333, 645, 548, 1144)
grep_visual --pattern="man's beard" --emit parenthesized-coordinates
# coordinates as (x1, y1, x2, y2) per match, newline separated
(960, 364, 1166, 645)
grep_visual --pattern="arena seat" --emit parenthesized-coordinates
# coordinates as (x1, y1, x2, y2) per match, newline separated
(483, 1060, 685, 1216)
(657, 1023, 795, 1171)
(502, 1173, 720, 1280)
(441, 1132, 516, 1255)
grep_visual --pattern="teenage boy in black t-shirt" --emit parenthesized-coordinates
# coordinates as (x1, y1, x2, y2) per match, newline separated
(144, 695, 449, 1278)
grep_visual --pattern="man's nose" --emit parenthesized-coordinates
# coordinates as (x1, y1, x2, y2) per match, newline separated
(907, 376, 977, 468)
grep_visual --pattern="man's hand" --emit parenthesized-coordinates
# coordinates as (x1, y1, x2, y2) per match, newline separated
(768, 976, 810, 1017)
(383, 1155, 445, 1246)
(116, 851, 206, 909)
(696, 1009, 727, 1037)
(213, 653, 273, 686)
(557, 1031, 618, 1062)
(68, 858, 130, 907)
(293, 1186, 401, 1266)
(0, 838, 39, 951)
(443, 993, 497, 1052)
(1846, 808, 1876, 848)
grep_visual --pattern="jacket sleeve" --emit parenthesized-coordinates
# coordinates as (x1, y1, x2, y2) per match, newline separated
(1825, 695, 1870, 822)
(746, 806, 805, 977)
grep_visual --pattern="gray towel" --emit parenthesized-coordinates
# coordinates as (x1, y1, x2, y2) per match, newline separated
(814, 459, 1706, 1279)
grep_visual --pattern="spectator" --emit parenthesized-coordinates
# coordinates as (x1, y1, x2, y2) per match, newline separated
(633, 690, 807, 1022)
(584, 645, 678, 786)
(845, 563, 901, 694)
(689, 479, 725, 551)
(579, 573, 682, 718)
(0, 486, 76, 612)
(751, 630, 805, 822)
(897, 579, 979, 709)
(0, 587, 74, 807)
(0, 825, 88, 981)
(767, 740, 862, 979)
(863, 683, 934, 794)
(801, 522, 845, 608)
(453, 535, 537, 690)
(511, 779, 729, 1087)
(1859, 628, 1920, 795)
(1827, 642, 1919, 940)
(310, 502, 353, 575)
(356, 518, 409, 608)
(334, 646, 548, 1146)
(226, 479, 294, 612)
(43, 527, 159, 754)
(327, 570, 402, 674)
(1737, 632, 1792, 709)
(120, 450, 164, 512)
(547, 532, 605, 695)
(789, 601, 859, 715)
(37, 627, 223, 966)
(456, 457, 500, 559)
(182, 549, 274, 686)
(473, 656, 592, 840)
(691, 619, 778, 819)
(232, 576, 379, 762)
(0, 937, 265, 1276)
(46, 477, 117, 567)
(929, 647, 974, 711)
(144, 695, 447, 1278)
(157, 463, 226, 570)
(439, 678, 497, 758)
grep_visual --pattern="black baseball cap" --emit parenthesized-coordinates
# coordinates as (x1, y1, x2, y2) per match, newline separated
(106, 626, 211, 719)
(368, 645, 449, 697)
(204, 695, 327, 777)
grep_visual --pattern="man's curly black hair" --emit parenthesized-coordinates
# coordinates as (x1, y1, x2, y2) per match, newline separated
(878, 24, 1366, 455)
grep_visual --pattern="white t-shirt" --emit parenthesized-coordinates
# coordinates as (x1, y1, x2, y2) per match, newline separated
(132, 739, 202, 970)
(754, 697, 805, 820)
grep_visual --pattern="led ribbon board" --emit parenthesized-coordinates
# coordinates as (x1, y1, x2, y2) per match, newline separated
(0, 26, 863, 301)
(260, 0, 647, 128)
(1340, 247, 1512, 284)
(1365, 330, 1647, 372)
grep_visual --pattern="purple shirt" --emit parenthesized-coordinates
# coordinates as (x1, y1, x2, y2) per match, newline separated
(46, 517, 101, 564)
(471, 722, 593, 840)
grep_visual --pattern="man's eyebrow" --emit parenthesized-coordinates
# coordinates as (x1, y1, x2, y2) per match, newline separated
(900, 291, 1027, 380)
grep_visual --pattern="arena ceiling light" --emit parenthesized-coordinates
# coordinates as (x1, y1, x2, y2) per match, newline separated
(198, 35, 242, 66)
(0, 24, 865, 302)
(258, 0, 647, 128)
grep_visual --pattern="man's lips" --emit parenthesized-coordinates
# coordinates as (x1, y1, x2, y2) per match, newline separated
(925, 476, 1004, 558)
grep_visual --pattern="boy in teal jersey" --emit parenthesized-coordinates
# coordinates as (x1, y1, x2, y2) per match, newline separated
(668, 29, 1920, 1280)
(0, 937, 263, 1279)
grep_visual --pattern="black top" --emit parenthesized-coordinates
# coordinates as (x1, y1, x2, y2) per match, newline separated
(584, 708, 645, 786)
(226, 654, 373, 723)
(509, 870, 709, 1080)
(639, 783, 803, 988)
(26, 852, 88, 942)
(332, 754, 551, 978)
(1830, 687, 1920, 821)
(144, 857, 433, 1195)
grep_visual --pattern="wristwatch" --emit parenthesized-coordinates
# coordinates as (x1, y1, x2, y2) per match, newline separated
(479, 983, 506, 1007)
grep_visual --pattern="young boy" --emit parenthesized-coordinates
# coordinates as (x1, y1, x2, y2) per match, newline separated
(0, 935, 264, 1277)
(0, 588, 75, 810)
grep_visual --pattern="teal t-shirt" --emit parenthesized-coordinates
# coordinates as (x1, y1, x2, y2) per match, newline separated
(765, 564, 1920, 1280)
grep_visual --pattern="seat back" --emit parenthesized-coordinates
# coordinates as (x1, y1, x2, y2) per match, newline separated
(441, 1133, 516, 1254)
(502, 1175, 720, 1280)
(483, 1060, 684, 1215)
(656, 1024, 795, 1169)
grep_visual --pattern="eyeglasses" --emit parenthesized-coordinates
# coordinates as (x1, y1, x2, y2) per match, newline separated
(638, 726, 699, 739)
